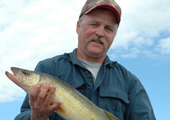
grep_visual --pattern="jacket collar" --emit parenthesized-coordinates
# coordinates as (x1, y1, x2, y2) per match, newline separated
(67, 48, 117, 67)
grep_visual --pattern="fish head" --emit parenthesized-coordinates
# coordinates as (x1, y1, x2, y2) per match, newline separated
(11, 67, 40, 87)
(6, 67, 41, 94)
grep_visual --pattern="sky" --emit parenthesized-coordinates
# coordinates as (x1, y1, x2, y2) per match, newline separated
(0, 0, 170, 119)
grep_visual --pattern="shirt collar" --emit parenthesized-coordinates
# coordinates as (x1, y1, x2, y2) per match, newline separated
(67, 48, 117, 67)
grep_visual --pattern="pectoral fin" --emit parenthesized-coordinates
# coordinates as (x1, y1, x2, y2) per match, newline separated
(103, 110, 119, 120)
(54, 106, 67, 114)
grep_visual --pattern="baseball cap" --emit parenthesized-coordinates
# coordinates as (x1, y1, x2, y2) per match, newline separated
(79, 0, 121, 24)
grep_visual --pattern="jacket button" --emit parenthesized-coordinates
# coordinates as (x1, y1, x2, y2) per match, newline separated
(85, 71, 88, 74)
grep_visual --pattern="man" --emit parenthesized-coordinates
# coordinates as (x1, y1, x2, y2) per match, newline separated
(14, 0, 156, 120)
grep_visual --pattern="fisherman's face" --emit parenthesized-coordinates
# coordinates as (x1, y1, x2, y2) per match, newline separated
(76, 9, 118, 61)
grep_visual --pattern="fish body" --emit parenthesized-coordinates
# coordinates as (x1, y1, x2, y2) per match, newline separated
(6, 67, 118, 120)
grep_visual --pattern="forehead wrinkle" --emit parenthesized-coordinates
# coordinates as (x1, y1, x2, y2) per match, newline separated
(88, 12, 116, 28)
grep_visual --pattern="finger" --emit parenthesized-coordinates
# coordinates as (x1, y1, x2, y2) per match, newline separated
(36, 82, 51, 105)
(29, 82, 42, 104)
(43, 85, 56, 107)
(51, 101, 62, 111)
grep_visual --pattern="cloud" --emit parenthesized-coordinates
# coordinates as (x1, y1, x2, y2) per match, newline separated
(142, 50, 158, 59)
(110, 0, 170, 59)
(0, 78, 25, 102)
(0, 0, 170, 103)
(0, 0, 83, 103)
(155, 37, 170, 54)
(120, 47, 141, 59)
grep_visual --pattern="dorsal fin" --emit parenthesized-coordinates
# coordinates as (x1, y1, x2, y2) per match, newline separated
(103, 110, 119, 120)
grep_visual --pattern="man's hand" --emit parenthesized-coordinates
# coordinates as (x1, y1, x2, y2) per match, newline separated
(29, 82, 62, 120)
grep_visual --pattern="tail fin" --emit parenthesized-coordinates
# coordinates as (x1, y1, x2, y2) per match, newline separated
(103, 110, 119, 120)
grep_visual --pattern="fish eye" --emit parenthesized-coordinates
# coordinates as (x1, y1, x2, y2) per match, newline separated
(22, 70, 27, 75)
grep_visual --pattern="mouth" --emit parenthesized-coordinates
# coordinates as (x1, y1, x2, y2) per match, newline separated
(91, 40, 103, 44)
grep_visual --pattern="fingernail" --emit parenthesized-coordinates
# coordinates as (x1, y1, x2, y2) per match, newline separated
(46, 82, 51, 86)
(37, 82, 42, 87)
(53, 87, 56, 92)
(52, 85, 56, 89)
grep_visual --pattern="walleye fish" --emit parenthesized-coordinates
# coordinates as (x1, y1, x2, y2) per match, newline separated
(5, 67, 118, 120)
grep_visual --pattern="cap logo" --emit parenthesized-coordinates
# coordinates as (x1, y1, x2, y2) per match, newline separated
(109, 0, 117, 6)
(96, 0, 104, 5)
(110, 3, 115, 8)
(84, 6, 97, 14)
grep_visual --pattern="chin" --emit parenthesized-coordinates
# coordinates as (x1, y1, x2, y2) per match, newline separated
(88, 49, 106, 56)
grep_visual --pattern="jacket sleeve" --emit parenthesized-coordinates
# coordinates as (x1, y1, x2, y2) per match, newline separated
(125, 75, 156, 120)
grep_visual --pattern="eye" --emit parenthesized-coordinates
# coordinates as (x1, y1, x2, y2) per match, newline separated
(22, 70, 27, 75)
(106, 27, 113, 32)
(91, 23, 96, 26)
(89, 23, 97, 27)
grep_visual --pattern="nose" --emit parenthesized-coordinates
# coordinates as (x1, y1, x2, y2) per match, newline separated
(95, 26, 104, 38)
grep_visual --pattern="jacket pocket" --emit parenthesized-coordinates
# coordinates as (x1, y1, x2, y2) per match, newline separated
(71, 82, 87, 96)
(99, 87, 129, 120)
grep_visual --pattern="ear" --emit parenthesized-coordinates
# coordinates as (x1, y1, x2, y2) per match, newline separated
(76, 21, 80, 34)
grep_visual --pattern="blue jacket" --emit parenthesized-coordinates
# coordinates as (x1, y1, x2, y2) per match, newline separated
(15, 49, 156, 120)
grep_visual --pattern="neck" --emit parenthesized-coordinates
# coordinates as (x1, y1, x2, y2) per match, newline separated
(76, 49, 106, 64)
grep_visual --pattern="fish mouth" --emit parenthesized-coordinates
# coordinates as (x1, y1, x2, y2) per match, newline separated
(11, 67, 18, 76)
(11, 67, 24, 81)
(6, 67, 25, 88)
(5, 70, 22, 88)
